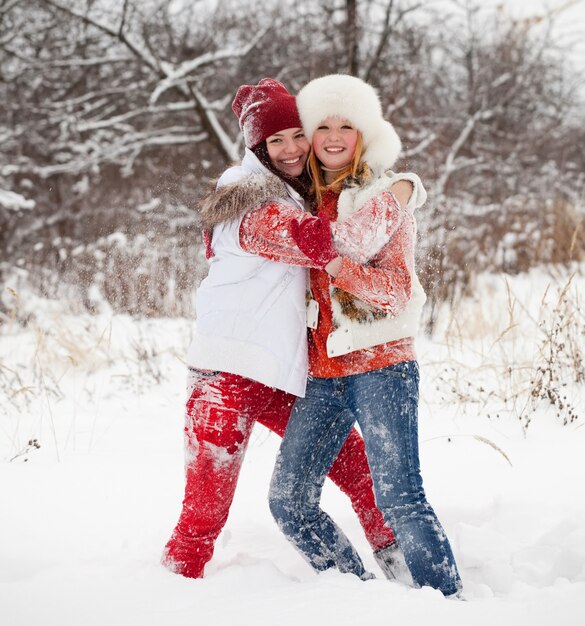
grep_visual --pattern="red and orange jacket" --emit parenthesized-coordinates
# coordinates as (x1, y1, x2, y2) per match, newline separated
(240, 177, 426, 378)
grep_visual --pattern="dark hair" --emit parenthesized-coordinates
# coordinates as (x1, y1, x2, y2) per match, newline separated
(252, 141, 312, 200)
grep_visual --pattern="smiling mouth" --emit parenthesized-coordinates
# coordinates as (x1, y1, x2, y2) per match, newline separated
(324, 147, 344, 153)
(281, 157, 302, 165)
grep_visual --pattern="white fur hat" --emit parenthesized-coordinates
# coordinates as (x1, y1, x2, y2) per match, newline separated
(296, 74, 402, 175)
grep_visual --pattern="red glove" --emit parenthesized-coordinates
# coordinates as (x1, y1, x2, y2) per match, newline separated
(290, 213, 337, 268)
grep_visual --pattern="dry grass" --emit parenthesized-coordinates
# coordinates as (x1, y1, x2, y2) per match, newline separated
(430, 266, 585, 430)
(0, 288, 190, 461)
(420, 199, 585, 333)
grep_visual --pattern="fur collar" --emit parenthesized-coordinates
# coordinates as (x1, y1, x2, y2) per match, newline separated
(198, 173, 289, 231)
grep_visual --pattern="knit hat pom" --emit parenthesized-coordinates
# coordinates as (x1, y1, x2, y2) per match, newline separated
(296, 74, 402, 175)
(232, 78, 302, 149)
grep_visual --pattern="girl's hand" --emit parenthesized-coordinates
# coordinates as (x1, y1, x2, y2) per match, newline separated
(325, 256, 342, 277)
(389, 179, 413, 208)
(290, 214, 338, 268)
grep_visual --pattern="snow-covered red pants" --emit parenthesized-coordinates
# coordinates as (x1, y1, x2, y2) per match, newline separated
(162, 368, 395, 578)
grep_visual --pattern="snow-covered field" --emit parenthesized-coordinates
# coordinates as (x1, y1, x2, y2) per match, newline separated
(1, 265, 584, 626)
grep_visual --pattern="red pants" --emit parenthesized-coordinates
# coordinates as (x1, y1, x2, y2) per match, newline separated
(162, 369, 395, 578)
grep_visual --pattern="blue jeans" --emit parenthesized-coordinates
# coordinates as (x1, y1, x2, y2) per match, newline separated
(269, 361, 462, 596)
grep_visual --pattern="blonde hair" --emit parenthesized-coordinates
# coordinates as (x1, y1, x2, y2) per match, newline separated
(307, 132, 372, 205)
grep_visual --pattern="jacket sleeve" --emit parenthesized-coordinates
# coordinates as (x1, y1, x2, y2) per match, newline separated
(332, 256, 412, 315)
(332, 197, 414, 315)
(239, 202, 319, 267)
(330, 191, 401, 264)
(240, 193, 401, 266)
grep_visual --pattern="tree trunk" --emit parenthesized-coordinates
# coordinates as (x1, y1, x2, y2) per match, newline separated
(346, 0, 358, 75)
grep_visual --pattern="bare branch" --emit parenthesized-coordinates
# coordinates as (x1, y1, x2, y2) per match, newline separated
(363, 1, 424, 83)
(45, 55, 135, 68)
(119, 0, 129, 38)
(0, 0, 20, 15)
(39, 0, 162, 75)
(0, 189, 35, 211)
(363, 0, 395, 83)
(384, 95, 408, 117)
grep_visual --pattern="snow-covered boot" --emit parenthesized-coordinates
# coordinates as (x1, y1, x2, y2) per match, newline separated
(161, 528, 211, 579)
(373, 542, 414, 586)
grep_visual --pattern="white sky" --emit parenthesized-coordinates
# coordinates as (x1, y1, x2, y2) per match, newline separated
(488, 0, 585, 68)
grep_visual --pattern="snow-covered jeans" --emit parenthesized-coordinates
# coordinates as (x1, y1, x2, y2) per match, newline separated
(269, 360, 462, 596)
(161, 368, 395, 578)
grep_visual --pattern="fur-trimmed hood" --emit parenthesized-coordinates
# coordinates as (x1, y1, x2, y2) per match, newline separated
(198, 172, 289, 231)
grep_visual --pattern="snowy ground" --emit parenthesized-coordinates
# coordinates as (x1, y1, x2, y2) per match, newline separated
(1, 265, 584, 626)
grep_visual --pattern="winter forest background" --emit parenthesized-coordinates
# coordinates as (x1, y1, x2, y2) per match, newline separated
(2, 0, 584, 321)
(1, 1, 585, 625)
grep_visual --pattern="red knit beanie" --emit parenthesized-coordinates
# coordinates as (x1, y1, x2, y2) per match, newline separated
(232, 78, 302, 149)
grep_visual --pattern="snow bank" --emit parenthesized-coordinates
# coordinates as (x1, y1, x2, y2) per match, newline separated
(0, 266, 584, 625)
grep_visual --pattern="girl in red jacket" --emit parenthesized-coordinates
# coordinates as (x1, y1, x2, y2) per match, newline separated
(266, 75, 463, 596)
(162, 79, 414, 580)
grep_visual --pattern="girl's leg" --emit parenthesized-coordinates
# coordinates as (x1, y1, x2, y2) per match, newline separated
(162, 371, 273, 578)
(257, 391, 395, 552)
(349, 361, 462, 596)
(326, 429, 396, 551)
(268, 377, 370, 579)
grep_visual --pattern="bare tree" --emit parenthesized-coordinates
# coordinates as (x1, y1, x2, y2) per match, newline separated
(1, 0, 583, 319)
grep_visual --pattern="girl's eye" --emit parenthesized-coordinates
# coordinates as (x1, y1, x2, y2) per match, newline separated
(317, 126, 329, 131)
(341, 125, 354, 130)
(268, 138, 282, 144)
(295, 132, 305, 139)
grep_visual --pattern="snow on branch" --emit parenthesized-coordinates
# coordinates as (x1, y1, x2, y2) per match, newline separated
(19, 127, 207, 178)
(0, 189, 35, 211)
(45, 84, 150, 111)
(39, 1, 243, 163)
(75, 102, 196, 132)
(41, 55, 135, 68)
(149, 26, 271, 105)
(402, 132, 437, 159)
(189, 86, 239, 162)
(434, 108, 495, 198)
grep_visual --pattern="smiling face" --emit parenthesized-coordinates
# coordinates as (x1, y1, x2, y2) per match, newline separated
(265, 127, 310, 177)
(312, 116, 359, 176)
